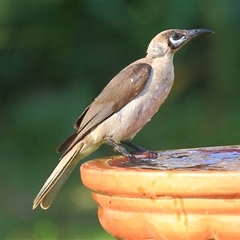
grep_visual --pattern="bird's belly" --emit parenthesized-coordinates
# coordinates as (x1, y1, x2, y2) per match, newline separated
(109, 94, 162, 141)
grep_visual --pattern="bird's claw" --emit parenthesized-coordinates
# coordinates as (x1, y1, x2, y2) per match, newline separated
(130, 150, 158, 161)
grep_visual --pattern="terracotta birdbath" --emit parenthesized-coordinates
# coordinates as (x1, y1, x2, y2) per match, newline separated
(80, 145, 240, 240)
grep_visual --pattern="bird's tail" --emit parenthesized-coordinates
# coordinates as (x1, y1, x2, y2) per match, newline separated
(32, 143, 83, 210)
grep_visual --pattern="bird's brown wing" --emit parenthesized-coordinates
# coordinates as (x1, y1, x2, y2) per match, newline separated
(57, 62, 152, 153)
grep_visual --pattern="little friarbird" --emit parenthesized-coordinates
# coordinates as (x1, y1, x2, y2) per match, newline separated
(33, 28, 213, 210)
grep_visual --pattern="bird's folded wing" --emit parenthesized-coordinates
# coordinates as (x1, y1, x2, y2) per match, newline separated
(57, 62, 152, 153)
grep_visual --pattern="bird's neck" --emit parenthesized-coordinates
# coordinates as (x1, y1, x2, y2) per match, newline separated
(148, 53, 175, 96)
(146, 42, 168, 58)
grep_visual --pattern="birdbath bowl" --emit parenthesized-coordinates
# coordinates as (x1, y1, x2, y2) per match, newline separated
(80, 145, 240, 240)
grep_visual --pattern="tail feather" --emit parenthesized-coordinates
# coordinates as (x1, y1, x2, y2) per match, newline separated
(33, 146, 81, 210)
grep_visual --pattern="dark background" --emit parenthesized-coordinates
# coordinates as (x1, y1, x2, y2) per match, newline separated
(1, 2, 240, 239)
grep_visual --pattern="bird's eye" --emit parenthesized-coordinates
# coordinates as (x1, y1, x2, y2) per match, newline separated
(168, 34, 187, 49)
(172, 34, 186, 40)
(172, 34, 180, 40)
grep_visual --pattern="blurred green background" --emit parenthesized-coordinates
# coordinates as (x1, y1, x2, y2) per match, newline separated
(1, 1, 240, 239)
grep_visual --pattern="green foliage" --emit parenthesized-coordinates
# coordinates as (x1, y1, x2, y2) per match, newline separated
(1, 1, 240, 239)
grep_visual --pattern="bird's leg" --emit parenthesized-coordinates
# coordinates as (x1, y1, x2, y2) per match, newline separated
(121, 140, 158, 159)
(105, 138, 137, 161)
(120, 140, 146, 152)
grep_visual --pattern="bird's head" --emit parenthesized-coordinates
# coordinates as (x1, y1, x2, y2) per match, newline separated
(147, 29, 213, 57)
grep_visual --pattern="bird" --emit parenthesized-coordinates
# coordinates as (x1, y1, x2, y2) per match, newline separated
(33, 28, 213, 210)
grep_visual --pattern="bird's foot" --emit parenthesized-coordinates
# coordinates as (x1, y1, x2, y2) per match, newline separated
(121, 140, 158, 159)
(105, 138, 138, 161)
(106, 138, 158, 162)
(135, 150, 158, 159)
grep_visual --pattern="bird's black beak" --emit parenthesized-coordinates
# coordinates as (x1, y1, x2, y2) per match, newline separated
(187, 29, 214, 39)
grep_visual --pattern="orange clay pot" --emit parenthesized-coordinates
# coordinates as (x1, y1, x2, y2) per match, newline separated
(80, 145, 240, 240)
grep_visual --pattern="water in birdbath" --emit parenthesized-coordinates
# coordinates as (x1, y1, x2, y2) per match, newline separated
(107, 145, 240, 171)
